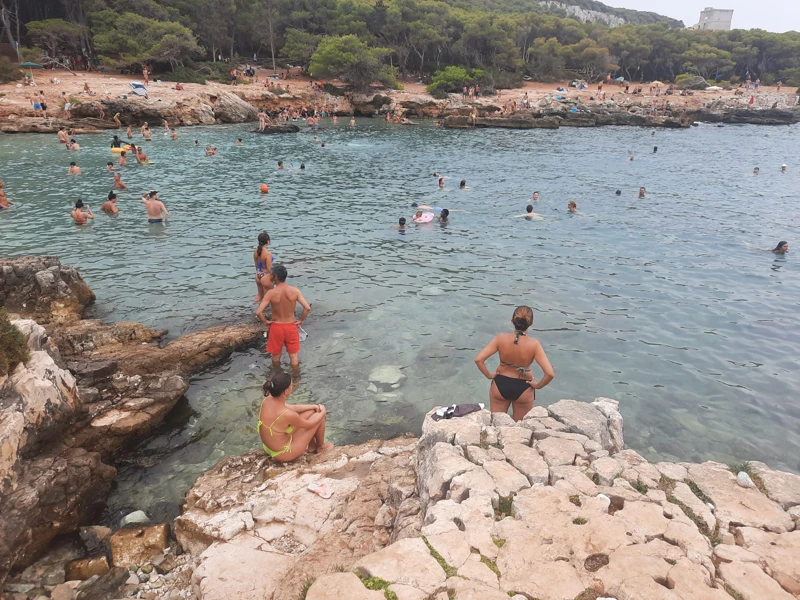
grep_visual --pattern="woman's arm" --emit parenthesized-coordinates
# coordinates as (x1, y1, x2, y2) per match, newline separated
(474, 337, 499, 380)
(283, 405, 326, 429)
(529, 342, 554, 390)
(290, 403, 323, 412)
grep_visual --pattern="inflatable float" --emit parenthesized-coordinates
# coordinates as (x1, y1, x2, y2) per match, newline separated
(111, 146, 132, 154)
(413, 212, 434, 223)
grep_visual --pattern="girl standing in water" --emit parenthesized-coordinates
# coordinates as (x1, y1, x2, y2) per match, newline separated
(253, 231, 274, 301)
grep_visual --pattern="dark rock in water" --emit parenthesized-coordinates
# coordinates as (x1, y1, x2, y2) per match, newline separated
(444, 115, 559, 129)
(254, 124, 300, 134)
(693, 108, 799, 125)
(73, 567, 128, 600)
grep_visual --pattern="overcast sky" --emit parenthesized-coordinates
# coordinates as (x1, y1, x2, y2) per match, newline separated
(606, 0, 800, 32)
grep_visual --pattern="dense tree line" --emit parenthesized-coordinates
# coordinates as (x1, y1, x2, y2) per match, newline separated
(12, 0, 800, 90)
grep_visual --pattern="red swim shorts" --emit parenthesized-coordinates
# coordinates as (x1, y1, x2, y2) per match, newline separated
(266, 322, 301, 355)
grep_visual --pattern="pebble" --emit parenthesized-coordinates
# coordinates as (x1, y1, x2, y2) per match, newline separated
(138, 572, 149, 583)
(127, 573, 140, 585)
(737, 471, 755, 488)
(120, 510, 150, 527)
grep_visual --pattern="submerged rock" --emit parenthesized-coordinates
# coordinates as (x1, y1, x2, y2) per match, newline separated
(119, 511, 150, 528)
(368, 365, 405, 390)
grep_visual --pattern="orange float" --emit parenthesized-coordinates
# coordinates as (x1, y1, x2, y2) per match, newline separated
(260, 184, 269, 194)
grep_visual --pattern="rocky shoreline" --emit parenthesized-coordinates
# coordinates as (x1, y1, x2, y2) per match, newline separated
(1, 81, 798, 134)
(2, 258, 800, 600)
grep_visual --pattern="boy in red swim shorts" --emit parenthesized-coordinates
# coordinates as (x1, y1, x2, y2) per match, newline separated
(255, 264, 311, 367)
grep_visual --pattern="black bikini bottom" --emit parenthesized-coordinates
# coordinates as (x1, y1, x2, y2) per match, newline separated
(493, 374, 534, 402)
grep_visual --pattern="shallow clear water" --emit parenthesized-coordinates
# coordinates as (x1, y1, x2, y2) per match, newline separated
(2, 121, 799, 519)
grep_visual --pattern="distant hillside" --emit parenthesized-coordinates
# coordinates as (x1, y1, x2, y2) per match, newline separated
(451, 0, 685, 27)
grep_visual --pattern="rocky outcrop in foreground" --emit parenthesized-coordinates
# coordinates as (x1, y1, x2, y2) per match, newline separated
(0, 257, 263, 586)
(128, 397, 800, 600)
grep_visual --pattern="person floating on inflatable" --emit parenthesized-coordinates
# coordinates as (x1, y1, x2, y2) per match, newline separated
(412, 210, 434, 224)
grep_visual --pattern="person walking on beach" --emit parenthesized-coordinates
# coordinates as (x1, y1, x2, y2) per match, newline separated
(474, 306, 554, 421)
(256, 264, 311, 368)
(257, 371, 333, 461)
(142, 191, 168, 223)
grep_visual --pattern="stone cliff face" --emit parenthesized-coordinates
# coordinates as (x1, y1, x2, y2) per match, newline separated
(0, 257, 263, 586)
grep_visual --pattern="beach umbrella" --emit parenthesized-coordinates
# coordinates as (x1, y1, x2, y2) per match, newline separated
(651, 80, 663, 86)
(19, 62, 43, 84)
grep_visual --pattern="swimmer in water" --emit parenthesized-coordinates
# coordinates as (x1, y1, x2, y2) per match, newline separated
(236, 138, 243, 146)
(753, 167, 759, 174)
(205, 146, 217, 156)
(321, 141, 326, 148)
(781, 164, 787, 172)
(459, 180, 466, 189)
(194, 140, 199, 146)
(142, 190, 168, 223)
(438, 208, 450, 223)
(277, 161, 284, 169)
(615, 190, 622, 196)
(438, 178, 445, 189)
(300, 163, 305, 170)
(532, 191, 540, 201)
(126, 125, 133, 138)
(135, 146, 150, 164)
(568, 201, 577, 213)
(0, 180, 12, 209)
(349, 117, 356, 126)
(170, 129, 178, 140)
(629, 154, 634, 161)
(638, 187, 646, 198)
(67, 138, 80, 150)
(113, 173, 127, 189)
(106, 162, 114, 171)
(515, 205, 541, 220)
(394, 217, 407, 231)
(58, 128, 69, 144)
(162, 119, 169, 131)
(69, 162, 81, 175)
(101, 192, 119, 214)
(772, 241, 789, 254)
(118, 151, 127, 166)
(71, 199, 93, 224)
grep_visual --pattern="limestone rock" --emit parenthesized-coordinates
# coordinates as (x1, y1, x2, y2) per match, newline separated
(446, 577, 511, 600)
(719, 561, 795, 600)
(457, 556, 499, 587)
(482, 460, 531, 497)
(417, 443, 479, 507)
(496, 426, 532, 446)
(0, 256, 95, 324)
(191, 543, 295, 600)
(591, 457, 623, 486)
(670, 481, 716, 533)
(655, 462, 688, 481)
(547, 399, 612, 451)
(109, 523, 169, 567)
(687, 462, 793, 532)
(425, 530, 472, 569)
(355, 538, 445, 595)
(749, 461, 800, 510)
(735, 528, 800, 585)
(536, 436, 584, 467)
(387, 584, 427, 600)
(592, 397, 624, 453)
(502, 442, 549, 486)
(306, 573, 384, 600)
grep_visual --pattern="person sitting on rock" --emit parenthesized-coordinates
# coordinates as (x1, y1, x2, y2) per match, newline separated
(474, 306, 554, 420)
(258, 371, 333, 461)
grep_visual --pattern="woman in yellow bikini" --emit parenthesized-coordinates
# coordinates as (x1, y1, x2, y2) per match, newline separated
(258, 372, 333, 461)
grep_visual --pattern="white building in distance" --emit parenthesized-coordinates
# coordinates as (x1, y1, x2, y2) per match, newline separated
(693, 7, 734, 30)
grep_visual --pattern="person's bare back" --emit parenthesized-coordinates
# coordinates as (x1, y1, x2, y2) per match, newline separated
(263, 284, 305, 323)
(142, 193, 168, 221)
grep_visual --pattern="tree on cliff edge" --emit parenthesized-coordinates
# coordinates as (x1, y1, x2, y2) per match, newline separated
(309, 35, 399, 92)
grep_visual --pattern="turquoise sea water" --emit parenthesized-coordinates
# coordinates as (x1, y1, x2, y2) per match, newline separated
(1, 120, 798, 520)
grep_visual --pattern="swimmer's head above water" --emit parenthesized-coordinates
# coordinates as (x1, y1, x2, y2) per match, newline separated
(638, 187, 646, 198)
(615, 190, 622, 196)
(399, 217, 406, 226)
(753, 167, 760, 174)
(773, 241, 789, 253)
(532, 191, 540, 200)
(568, 201, 577, 212)
(526, 205, 533, 214)
(75, 199, 84, 209)
(440, 208, 449, 220)
(459, 180, 466, 189)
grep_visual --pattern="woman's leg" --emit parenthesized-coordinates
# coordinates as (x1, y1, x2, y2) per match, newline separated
(489, 381, 511, 416)
(274, 415, 332, 462)
(511, 387, 535, 421)
(254, 273, 264, 301)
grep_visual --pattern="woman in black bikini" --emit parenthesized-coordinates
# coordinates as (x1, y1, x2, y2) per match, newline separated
(474, 306, 554, 421)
